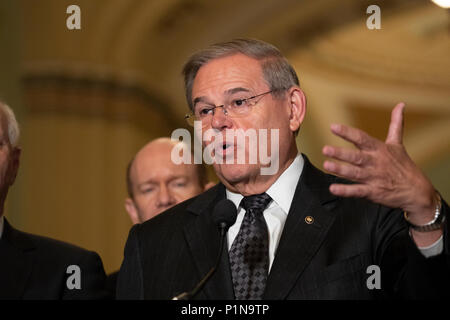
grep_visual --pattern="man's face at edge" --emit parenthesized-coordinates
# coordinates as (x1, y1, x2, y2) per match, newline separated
(0, 111, 20, 216)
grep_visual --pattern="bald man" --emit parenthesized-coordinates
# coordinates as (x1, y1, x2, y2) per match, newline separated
(107, 138, 212, 297)
(124, 138, 213, 224)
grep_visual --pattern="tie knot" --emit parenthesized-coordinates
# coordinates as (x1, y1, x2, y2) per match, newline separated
(240, 193, 272, 213)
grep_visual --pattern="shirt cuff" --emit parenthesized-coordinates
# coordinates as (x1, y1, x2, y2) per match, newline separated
(417, 235, 444, 258)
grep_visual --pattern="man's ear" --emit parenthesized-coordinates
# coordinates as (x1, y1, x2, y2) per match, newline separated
(287, 87, 307, 133)
(125, 198, 140, 225)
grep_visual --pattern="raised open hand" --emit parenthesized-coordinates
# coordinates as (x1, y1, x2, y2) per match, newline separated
(322, 103, 437, 222)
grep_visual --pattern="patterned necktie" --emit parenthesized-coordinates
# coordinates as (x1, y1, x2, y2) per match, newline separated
(229, 193, 272, 300)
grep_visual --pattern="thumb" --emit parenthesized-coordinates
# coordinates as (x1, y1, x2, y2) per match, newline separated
(386, 102, 405, 144)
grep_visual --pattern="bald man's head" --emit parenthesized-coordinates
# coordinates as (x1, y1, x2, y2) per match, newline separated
(125, 138, 209, 224)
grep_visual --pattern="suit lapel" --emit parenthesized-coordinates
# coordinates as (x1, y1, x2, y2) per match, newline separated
(183, 184, 235, 299)
(264, 156, 339, 299)
(0, 219, 36, 299)
(181, 156, 339, 300)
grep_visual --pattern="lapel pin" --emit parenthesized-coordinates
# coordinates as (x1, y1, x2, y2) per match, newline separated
(305, 216, 314, 224)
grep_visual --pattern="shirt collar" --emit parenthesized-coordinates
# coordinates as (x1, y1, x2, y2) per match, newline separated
(226, 154, 304, 214)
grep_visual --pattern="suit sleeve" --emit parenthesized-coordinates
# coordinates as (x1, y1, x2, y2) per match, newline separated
(376, 198, 449, 299)
(116, 224, 144, 300)
(62, 250, 110, 300)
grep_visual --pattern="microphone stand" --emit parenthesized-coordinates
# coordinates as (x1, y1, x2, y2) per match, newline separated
(172, 224, 227, 300)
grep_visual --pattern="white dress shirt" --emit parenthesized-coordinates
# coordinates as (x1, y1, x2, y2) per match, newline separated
(226, 154, 304, 271)
(225, 154, 442, 270)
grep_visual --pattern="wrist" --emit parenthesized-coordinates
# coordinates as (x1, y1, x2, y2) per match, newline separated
(402, 180, 436, 224)
(404, 191, 445, 232)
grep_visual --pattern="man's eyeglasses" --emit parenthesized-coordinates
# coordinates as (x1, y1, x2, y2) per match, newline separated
(185, 90, 275, 127)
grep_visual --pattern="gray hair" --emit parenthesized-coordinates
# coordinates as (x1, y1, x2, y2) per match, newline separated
(0, 101, 20, 147)
(182, 38, 300, 111)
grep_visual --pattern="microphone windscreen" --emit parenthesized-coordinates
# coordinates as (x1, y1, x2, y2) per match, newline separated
(212, 199, 237, 231)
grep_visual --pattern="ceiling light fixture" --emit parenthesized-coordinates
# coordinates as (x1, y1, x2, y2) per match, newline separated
(431, 0, 450, 9)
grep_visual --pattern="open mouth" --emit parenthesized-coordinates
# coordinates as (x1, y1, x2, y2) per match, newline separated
(215, 142, 234, 157)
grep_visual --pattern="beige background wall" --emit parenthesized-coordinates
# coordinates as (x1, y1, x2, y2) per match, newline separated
(1, 0, 449, 273)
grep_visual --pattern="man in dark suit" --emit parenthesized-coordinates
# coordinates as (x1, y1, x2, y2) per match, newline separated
(117, 39, 448, 299)
(0, 101, 109, 299)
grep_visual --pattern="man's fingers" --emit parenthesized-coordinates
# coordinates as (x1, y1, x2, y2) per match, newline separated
(324, 160, 367, 182)
(322, 145, 369, 166)
(329, 183, 371, 198)
(386, 102, 405, 145)
(330, 124, 377, 151)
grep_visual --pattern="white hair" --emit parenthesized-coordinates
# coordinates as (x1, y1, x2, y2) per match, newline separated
(0, 101, 20, 147)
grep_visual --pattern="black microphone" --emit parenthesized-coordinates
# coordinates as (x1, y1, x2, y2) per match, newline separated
(172, 199, 237, 300)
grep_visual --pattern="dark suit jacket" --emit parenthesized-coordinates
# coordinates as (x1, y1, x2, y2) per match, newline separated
(106, 270, 119, 298)
(117, 156, 449, 299)
(0, 219, 110, 299)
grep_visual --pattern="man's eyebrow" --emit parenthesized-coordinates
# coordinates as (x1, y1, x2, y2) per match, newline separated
(225, 87, 251, 95)
(192, 87, 251, 106)
(137, 180, 156, 188)
(193, 96, 209, 106)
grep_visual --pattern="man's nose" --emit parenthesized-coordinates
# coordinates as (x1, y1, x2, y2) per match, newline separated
(211, 107, 233, 131)
(156, 185, 175, 208)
